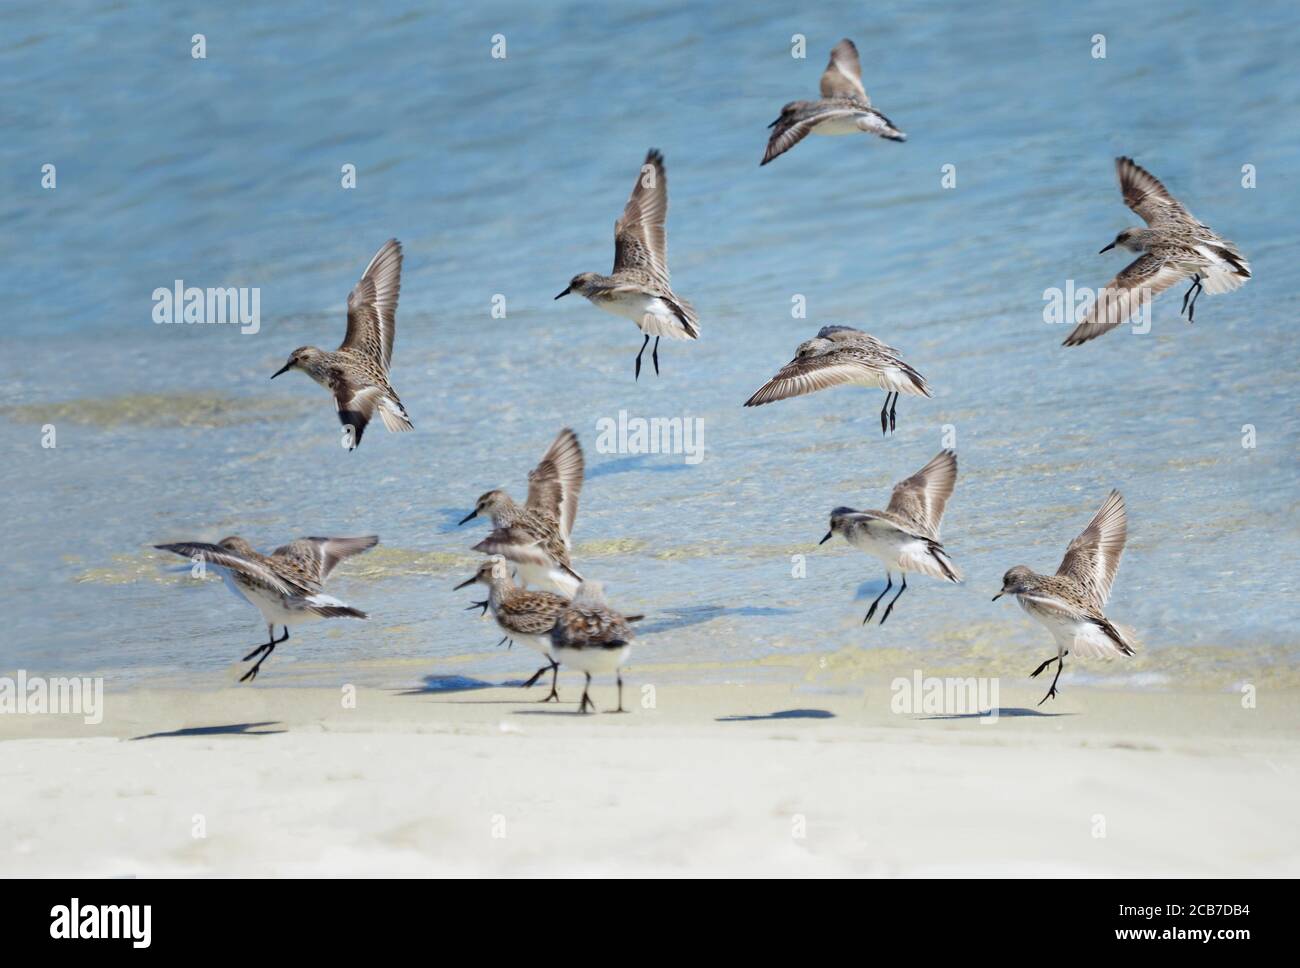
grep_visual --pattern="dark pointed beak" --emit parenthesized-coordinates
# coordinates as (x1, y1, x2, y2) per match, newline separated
(554, 287, 571, 300)
(271, 361, 293, 379)
(1098, 242, 1116, 254)
(453, 576, 477, 590)
(458, 510, 478, 525)
(819, 531, 833, 545)
(991, 592, 1004, 601)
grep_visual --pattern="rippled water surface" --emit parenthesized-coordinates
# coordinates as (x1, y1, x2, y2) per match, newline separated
(2, 0, 1297, 689)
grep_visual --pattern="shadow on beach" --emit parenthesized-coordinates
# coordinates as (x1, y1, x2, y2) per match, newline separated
(717, 708, 836, 722)
(131, 721, 286, 740)
(636, 604, 795, 636)
(395, 674, 545, 697)
(920, 708, 1076, 720)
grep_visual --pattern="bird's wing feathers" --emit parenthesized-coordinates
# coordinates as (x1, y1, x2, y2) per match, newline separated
(819, 39, 869, 102)
(340, 238, 403, 370)
(1056, 490, 1127, 608)
(885, 450, 957, 538)
(525, 428, 584, 542)
(613, 149, 669, 284)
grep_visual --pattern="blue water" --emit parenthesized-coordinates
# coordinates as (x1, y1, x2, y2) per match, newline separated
(2, 0, 1297, 688)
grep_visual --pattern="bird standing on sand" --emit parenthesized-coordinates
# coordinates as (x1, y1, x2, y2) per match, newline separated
(1065, 157, 1250, 346)
(993, 490, 1136, 705)
(555, 149, 699, 379)
(820, 450, 961, 625)
(154, 535, 378, 681)
(455, 556, 567, 702)
(744, 326, 931, 434)
(271, 238, 413, 449)
(549, 582, 639, 714)
(460, 428, 585, 597)
(761, 38, 906, 166)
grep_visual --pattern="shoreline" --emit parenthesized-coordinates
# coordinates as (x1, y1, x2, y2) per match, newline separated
(3, 676, 1297, 875)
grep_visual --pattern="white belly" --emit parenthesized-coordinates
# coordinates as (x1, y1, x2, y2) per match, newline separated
(553, 643, 631, 676)
(512, 562, 578, 598)
(595, 293, 688, 338)
(811, 115, 864, 136)
(847, 524, 918, 568)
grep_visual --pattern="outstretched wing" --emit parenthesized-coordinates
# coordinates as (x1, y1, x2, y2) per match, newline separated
(1115, 157, 1194, 228)
(885, 449, 957, 538)
(272, 536, 379, 584)
(1063, 254, 1188, 347)
(340, 238, 403, 370)
(613, 149, 669, 284)
(1056, 490, 1127, 608)
(819, 38, 869, 102)
(525, 428, 584, 542)
(153, 542, 313, 597)
(762, 103, 859, 166)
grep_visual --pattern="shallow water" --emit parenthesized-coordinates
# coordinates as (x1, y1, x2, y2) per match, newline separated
(2, 0, 1297, 689)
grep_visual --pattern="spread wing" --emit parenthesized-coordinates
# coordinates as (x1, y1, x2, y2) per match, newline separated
(819, 38, 869, 102)
(1056, 490, 1127, 608)
(525, 428, 584, 542)
(1063, 255, 1189, 346)
(761, 103, 859, 166)
(340, 238, 403, 370)
(473, 527, 555, 568)
(1115, 157, 1194, 228)
(613, 149, 669, 284)
(272, 536, 379, 584)
(885, 449, 957, 538)
(153, 542, 313, 597)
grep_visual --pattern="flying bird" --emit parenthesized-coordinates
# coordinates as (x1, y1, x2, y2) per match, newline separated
(1065, 158, 1250, 346)
(271, 238, 413, 449)
(555, 149, 699, 379)
(761, 39, 906, 166)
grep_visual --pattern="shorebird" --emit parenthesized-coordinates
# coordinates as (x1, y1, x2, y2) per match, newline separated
(459, 428, 584, 597)
(1065, 157, 1251, 346)
(555, 149, 699, 379)
(744, 325, 931, 434)
(455, 556, 567, 702)
(271, 238, 413, 449)
(993, 490, 1136, 705)
(820, 450, 961, 624)
(154, 535, 377, 681)
(761, 38, 906, 166)
(549, 582, 639, 714)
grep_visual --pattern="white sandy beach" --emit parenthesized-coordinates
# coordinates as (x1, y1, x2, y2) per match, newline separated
(2, 670, 1297, 876)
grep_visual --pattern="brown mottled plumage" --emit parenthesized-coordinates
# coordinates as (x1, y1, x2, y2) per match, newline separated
(549, 582, 637, 714)
(154, 534, 377, 681)
(271, 238, 413, 449)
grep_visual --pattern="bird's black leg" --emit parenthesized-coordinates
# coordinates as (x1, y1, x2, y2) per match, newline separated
(240, 626, 286, 683)
(541, 660, 560, 702)
(879, 393, 891, 436)
(578, 672, 595, 714)
(607, 671, 627, 713)
(864, 573, 892, 624)
(1187, 275, 1203, 322)
(634, 333, 650, 381)
(1181, 274, 1202, 322)
(879, 574, 907, 625)
(1038, 653, 1066, 706)
(888, 392, 898, 433)
(1029, 655, 1059, 679)
(494, 635, 514, 649)
(466, 599, 489, 616)
(652, 336, 660, 376)
(521, 664, 550, 688)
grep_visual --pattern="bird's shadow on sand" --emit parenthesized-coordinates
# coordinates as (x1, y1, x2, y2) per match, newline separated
(131, 721, 286, 740)
(588, 455, 693, 479)
(636, 605, 795, 636)
(717, 708, 836, 722)
(920, 708, 1075, 720)
(395, 674, 545, 698)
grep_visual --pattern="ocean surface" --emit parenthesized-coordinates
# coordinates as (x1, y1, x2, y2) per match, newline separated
(2, 0, 1297, 690)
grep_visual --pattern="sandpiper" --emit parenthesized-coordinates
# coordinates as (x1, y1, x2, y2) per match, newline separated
(993, 490, 1136, 705)
(1065, 157, 1251, 346)
(271, 238, 413, 449)
(455, 556, 567, 701)
(154, 535, 377, 681)
(555, 149, 699, 379)
(744, 325, 931, 434)
(820, 450, 961, 624)
(549, 582, 639, 714)
(761, 38, 906, 166)
(460, 428, 585, 597)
